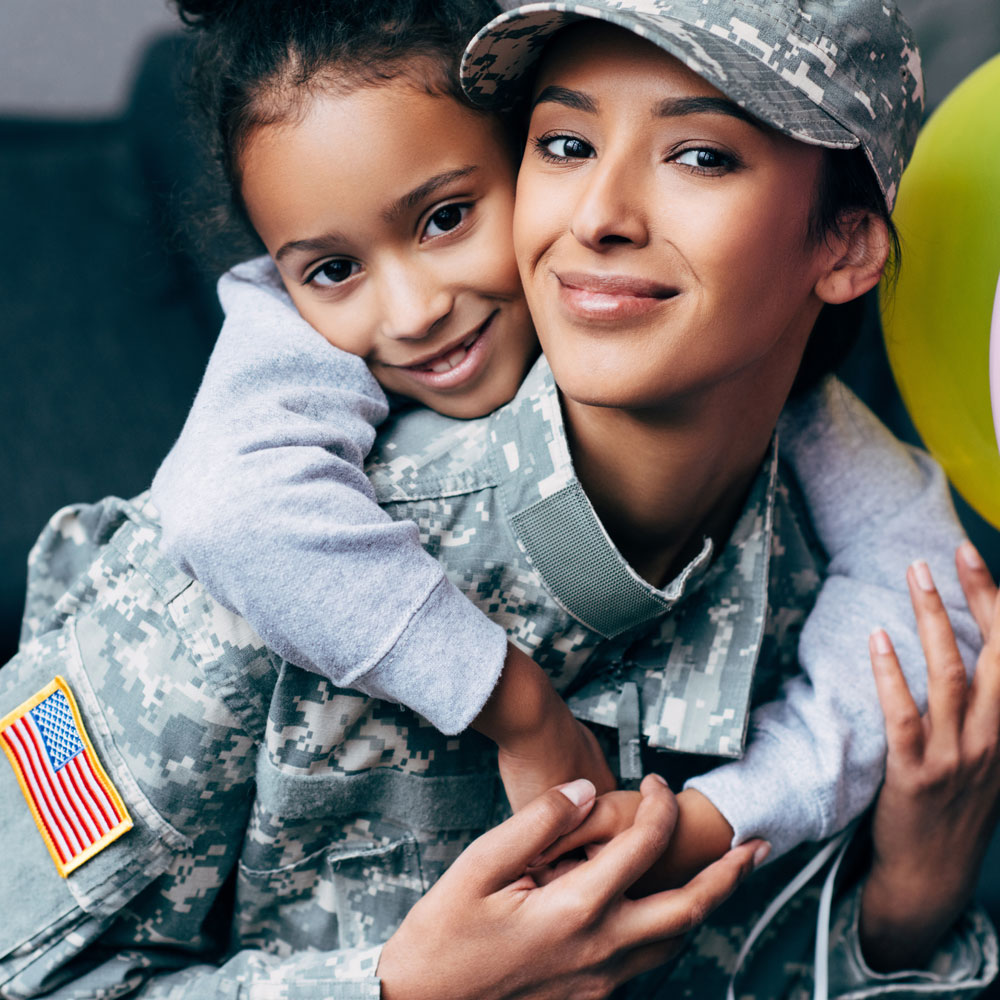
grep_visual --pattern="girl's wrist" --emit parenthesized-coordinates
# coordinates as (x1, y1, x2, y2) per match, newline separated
(474, 643, 560, 750)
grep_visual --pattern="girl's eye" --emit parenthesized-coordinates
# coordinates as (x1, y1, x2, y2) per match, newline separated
(309, 259, 361, 287)
(423, 203, 470, 239)
(536, 135, 595, 161)
(674, 147, 734, 172)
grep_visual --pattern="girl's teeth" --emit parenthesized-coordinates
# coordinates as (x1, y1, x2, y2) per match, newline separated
(429, 346, 468, 373)
(420, 329, 482, 373)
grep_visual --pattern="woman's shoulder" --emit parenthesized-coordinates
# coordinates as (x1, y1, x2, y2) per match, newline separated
(18, 493, 282, 744)
(367, 406, 496, 504)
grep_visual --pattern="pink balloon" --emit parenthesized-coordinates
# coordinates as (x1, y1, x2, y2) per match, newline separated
(993, 269, 1000, 454)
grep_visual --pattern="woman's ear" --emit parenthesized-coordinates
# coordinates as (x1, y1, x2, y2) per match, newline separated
(814, 212, 890, 305)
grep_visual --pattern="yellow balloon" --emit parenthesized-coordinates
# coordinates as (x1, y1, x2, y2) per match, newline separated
(881, 53, 1000, 529)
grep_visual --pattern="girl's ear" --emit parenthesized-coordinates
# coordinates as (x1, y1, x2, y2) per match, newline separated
(814, 211, 891, 305)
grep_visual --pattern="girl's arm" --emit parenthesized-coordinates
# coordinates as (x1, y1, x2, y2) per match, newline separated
(151, 257, 510, 735)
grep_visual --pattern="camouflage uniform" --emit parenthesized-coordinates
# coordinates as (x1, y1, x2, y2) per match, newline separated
(1, 360, 995, 998)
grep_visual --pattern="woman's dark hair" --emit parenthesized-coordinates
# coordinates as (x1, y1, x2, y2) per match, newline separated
(173, 0, 502, 267)
(791, 146, 901, 397)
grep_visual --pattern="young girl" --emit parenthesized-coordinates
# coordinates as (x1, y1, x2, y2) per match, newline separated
(157, 0, 616, 811)
(148, 0, 979, 868)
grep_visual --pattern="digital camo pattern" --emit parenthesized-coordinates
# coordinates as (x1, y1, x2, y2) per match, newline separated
(370, 358, 817, 759)
(1, 404, 994, 996)
(3, 497, 492, 999)
(461, 0, 924, 207)
(0, 501, 995, 1000)
(3, 502, 993, 999)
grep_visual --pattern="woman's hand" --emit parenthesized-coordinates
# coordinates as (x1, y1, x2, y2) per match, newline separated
(376, 774, 764, 1000)
(861, 543, 1000, 971)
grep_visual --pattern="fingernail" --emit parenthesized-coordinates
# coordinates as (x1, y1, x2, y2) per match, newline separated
(648, 772, 669, 787)
(911, 560, 935, 593)
(752, 842, 772, 868)
(870, 627, 892, 655)
(960, 541, 984, 570)
(558, 779, 596, 807)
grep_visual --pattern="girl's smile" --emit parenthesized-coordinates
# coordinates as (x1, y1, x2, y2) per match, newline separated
(388, 309, 497, 389)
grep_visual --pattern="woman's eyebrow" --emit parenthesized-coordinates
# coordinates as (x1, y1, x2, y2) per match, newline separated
(382, 165, 479, 223)
(532, 86, 598, 113)
(533, 87, 764, 132)
(654, 95, 763, 129)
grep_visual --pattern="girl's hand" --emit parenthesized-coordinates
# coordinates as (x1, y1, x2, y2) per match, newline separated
(534, 788, 738, 893)
(377, 774, 764, 1000)
(497, 711, 616, 812)
(861, 543, 1000, 971)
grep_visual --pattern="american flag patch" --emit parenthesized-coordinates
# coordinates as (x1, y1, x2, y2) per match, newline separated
(1, 677, 132, 876)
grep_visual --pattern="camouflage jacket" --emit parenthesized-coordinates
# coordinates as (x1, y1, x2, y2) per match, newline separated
(0, 362, 995, 998)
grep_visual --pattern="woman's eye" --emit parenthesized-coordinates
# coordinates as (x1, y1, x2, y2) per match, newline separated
(674, 147, 732, 171)
(423, 203, 470, 239)
(538, 135, 595, 160)
(309, 259, 360, 287)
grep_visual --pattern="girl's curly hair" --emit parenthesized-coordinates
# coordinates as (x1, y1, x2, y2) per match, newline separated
(171, 0, 501, 267)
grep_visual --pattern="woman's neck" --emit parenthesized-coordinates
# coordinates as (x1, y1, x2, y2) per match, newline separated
(562, 374, 790, 589)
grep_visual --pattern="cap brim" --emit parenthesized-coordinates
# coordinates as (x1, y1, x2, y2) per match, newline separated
(462, 3, 859, 152)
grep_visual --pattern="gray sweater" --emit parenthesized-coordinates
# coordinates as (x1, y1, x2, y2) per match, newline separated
(151, 255, 980, 858)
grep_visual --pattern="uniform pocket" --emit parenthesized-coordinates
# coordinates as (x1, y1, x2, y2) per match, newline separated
(324, 835, 426, 950)
(236, 752, 501, 955)
(237, 833, 424, 954)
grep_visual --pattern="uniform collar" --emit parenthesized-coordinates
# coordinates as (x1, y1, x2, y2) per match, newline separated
(489, 358, 780, 757)
(490, 358, 776, 635)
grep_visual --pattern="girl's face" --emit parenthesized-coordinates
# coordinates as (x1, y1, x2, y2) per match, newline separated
(241, 79, 536, 419)
(514, 24, 840, 413)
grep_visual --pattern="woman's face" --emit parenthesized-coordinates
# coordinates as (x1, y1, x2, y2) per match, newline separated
(241, 78, 536, 419)
(514, 24, 837, 412)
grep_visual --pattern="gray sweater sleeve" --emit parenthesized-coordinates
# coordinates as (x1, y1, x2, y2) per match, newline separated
(687, 377, 981, 859)
(150, 257, 507, 734)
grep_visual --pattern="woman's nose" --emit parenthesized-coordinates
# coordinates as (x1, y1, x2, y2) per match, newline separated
(570, 156, 650, 252)
(379, 264, 454, 341)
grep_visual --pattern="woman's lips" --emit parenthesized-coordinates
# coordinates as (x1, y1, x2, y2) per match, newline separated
(556, 271, 679, 321)
(393, 312, 496, 390)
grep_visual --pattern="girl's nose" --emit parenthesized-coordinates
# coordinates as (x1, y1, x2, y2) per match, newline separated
(379, 263, 454, 341)
(570, 156, 650, 252)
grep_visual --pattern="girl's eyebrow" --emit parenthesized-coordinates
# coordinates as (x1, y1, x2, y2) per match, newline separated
(275, 165, 480, 263)
(275, 230, 352, 264)
(381, 165, 479, 223)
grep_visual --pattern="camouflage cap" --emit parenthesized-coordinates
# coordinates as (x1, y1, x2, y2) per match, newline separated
(461, 0, 925, 208)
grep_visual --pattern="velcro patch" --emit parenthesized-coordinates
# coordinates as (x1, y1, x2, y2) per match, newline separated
(1, 676, 132, 876)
